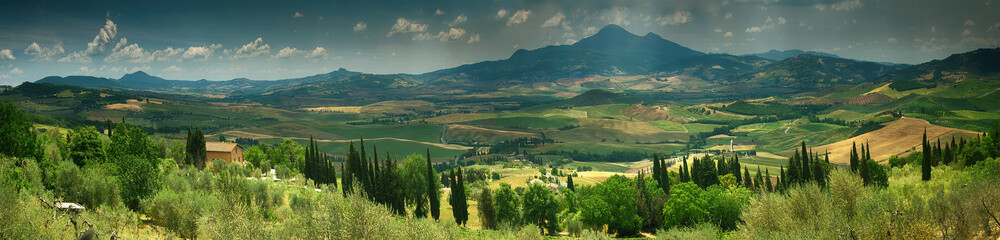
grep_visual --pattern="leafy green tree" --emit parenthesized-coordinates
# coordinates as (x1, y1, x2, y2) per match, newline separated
(522, 183, 559, 235)
(268, 139, 304, 171)
(478, 187, 497, 230)
(494, 183, 521, 227)
(0, 101, 42, 160)
(68, 126, 106, 167)
(118, 155, 160, 210)
(579, 175, 642, 237)
(663, 182, 708, 228)
(400, 154, 429, 217)
(109, 122, 159, 160)
(244, 145, 266, 170)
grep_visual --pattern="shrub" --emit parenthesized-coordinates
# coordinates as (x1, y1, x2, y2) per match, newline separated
(656, 223, 720, 240)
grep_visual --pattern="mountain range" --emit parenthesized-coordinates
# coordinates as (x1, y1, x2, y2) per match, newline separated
(30, 24, 994, 100)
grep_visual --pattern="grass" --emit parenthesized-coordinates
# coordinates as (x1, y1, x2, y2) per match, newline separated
(531, 142, 685, 156)
(574, 104, 630, 119)
(257, 138, 468, 160)
(648, 120, 687, 132)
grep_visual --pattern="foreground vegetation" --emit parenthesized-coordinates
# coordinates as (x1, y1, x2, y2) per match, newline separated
(3, 97, 1000, 239)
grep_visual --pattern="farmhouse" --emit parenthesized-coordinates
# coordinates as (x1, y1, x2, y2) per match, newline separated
(205, 142, 244, 164)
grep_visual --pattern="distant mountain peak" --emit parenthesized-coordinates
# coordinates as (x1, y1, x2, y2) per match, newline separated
(123, 71, 151, 78)
(595, 24, 631, 36)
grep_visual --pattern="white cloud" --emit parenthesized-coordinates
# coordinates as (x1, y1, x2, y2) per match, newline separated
(75, 66, 94, 74)
(162, 65, 183, 72)
(814, 0, 863, 11)
(541, 12, 566, 28)
(293, 12, 305, 18)
(965, 20, 975, 26)
(990, 23, 1000, 31)
(438, 28, 466, 41)
(104, 38, 151, 62)
(182, 44, 221, 59)
(506, 10, 531, 26)
(9, 68, 23, 75)
(778, 17, 787, 25)
(496, 9, 509, 19)
(84, 19, 118, 56)
(723, 31, 734, 37)
(272, 47, 303, 59)
(725, 13, 733, 20)
(657, 11, 692, 26)
(149, 47, 185, 62)
(932, 25, 937, 33)
(746, 26, 763, 33)
(60, 19, 118, 63)
(232, 37, 270, 59)
(306, 47, 328, 58)
(715, 29, 722, 33)
(0, 49, 13, 60)
(962, 29, 973, 37)
(24, 42, 64, 62)
(435, 9, 445, 16)
(414, 28, 466, 41)
(387, 18, 428, 37)
(888, 37, 898, 44)
(354, 22, 367, 32)
(450, 14, 468, 26)
(600, 7, 631, 26)
(467, 34, 480, 44)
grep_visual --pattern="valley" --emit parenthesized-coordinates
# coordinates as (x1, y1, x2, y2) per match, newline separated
(3, 22, 1000, 239)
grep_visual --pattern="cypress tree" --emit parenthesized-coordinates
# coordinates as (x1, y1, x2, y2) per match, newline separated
(765, 169, 773, 192)
(732, 155, 742, 185)
(850, 142, 859, 173)
(185, 126, 194, 166)
(194, 127, 206, 169)
(743, 167, 753, 189)
(922, 128, 931, 181)
(681, 156, 690, 182)
(787, 151, 799, 184)
(567, 174, 575, 192)
(860, 144, 871, 185)
(800, 141, 811, 183)
(754, 167, 763, 191)
(427, 149, 440, 221)
(779, 166, 787, 191)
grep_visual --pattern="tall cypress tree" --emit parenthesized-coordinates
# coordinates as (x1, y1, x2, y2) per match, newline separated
(680, 156, 690, 182)
(732, 155, 742, 185)
(765, 169, 773, 192)
(787, 150, 800, 184)
(800, 141, 811, 183)
(194, 127, 206, 169)
(922, 128, 931, 181)
(426, 149, 441, 221)
(850, 142, 859, 173)
(185, 126, 194, 166)
(567, 174, 575, 192)
(743, 167, 753, 189)
(450, 166, 469, 226)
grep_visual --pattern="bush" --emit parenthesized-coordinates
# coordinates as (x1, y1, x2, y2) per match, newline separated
(146, 189, 216, 238)
(656, 223, 720, 240)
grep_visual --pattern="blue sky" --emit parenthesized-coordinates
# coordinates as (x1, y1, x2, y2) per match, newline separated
(0, 0, 998, 85)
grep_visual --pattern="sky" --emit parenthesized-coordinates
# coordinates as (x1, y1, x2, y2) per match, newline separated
(0, 0, 998, 86)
